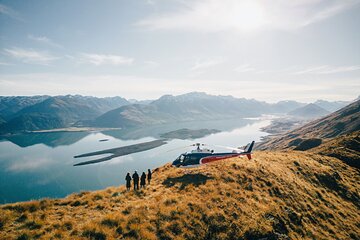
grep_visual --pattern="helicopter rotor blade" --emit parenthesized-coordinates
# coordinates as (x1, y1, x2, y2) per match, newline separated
(165, 145, 193, 153)
(206, 144, 245, 152)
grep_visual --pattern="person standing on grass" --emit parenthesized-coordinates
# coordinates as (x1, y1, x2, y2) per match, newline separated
(125, 173, 131, 191)
(147, 169, 152, 184)
(132, 171, 139, 190)
(140, 172, 146, 189)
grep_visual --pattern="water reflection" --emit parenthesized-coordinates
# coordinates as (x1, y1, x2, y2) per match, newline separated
(102, 118, 253, 140)
(0, 131, 90, 148)
(0, 118, 253, 148)
(0, 118, 269, 204)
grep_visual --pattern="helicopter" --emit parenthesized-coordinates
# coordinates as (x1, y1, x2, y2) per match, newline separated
(172, 141, 255, 168)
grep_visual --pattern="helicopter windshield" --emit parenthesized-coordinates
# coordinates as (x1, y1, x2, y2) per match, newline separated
(179, 154, 185, 162)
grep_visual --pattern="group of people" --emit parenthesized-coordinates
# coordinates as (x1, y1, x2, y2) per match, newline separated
(125, 169, 152, 191)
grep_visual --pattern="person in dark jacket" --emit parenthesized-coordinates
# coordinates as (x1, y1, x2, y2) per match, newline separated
(140, 172, 146, 188)
(147, 169, 152, 184)
(132, 171, 139, 190)
(125, 172, 131, 191)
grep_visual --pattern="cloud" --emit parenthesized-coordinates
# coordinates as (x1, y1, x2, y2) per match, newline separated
(0, 3, 24, 21)
(28, 34, 63, 48)
(7, 157, 51, 172)
(191, 58, 224, 71)
(4, 47, 58, 65)
(80, 53, 134, 66)
(145, 0, 156, 5)
(137, 0, 359, 32)
(0, 61, 12, 66)
(234, 64, 256, 73)
(144, 60, 160, 67)
(294, 65, 360, 74)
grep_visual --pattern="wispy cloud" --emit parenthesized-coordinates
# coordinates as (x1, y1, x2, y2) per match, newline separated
(7, 157, 51, 172)
(144, 60, 160, 67)
(4, 47, 58, 65)
(191, 58, 224, 71)
(0, 61, 13, 66)
(80, 53, 134, 66)
(0, 3, 24, 21)
(294, 65, 360, 74)
(145, 0, 156, 5)
(28, 34, 63, 48)
(234, 64, 256, 73)
(137, 0, 359, 32)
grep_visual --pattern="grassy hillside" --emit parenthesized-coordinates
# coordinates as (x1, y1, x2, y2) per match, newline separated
(311, 130, 360, 169)
(1, 151, 359, 240)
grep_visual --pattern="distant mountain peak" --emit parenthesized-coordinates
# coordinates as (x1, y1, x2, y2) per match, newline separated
(288, 103, 330, 119)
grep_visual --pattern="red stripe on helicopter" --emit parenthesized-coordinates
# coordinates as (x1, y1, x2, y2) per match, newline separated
(200, 154, 240, 164)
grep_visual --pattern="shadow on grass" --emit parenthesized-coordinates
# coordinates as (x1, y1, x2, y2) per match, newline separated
(162, 174, 213, 190)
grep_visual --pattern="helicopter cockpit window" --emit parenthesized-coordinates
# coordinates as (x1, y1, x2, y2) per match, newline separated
(179, 155, 185, 162)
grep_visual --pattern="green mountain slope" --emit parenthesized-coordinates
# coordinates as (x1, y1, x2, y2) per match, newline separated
(0, 95, 129, 133)
(0, 96, 49, 120)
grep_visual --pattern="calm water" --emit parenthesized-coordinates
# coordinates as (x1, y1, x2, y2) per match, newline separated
(0, 118, 270, 204)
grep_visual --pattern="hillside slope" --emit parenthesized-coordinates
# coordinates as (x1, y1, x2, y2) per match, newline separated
(1, 151, 359, 240)
(258, 100, 360, 151)
(311, 130, 360, 169)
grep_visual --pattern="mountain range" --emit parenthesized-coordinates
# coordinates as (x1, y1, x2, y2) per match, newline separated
(0, 92, 352, 134)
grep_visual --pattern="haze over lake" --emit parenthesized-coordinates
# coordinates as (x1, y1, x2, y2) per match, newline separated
(0, 118, 270, 204)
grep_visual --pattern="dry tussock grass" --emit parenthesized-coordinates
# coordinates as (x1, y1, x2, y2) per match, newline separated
(1, 151, 359, 239)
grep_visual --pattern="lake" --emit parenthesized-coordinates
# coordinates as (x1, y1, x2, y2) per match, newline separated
(0, 118, 271, 204)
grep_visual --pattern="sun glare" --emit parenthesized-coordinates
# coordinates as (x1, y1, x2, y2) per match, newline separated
(216, 0, 266, 32)
(234, 1, 265, 31)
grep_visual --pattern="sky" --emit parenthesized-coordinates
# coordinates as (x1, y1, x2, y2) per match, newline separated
(0, 0, 359, 102)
